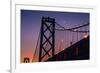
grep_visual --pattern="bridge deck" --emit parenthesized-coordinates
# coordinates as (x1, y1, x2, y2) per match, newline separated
(46, 36, 89, 61)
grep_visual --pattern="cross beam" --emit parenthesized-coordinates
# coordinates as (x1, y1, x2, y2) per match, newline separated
(39, 17, 55, 62)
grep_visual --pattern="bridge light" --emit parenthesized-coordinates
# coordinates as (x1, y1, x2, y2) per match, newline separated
(61, 39, 64, 42)
(63, 48, 65, 50)
(73, 29, 77, 31)
(83, 34, 88, 38)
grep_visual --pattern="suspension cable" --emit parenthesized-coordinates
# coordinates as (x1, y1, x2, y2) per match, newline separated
(55, 22, 89, 33)
(32, 30, 40, 62)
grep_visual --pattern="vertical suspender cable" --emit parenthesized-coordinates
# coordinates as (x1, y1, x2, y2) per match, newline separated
(32, 31, 40, 62)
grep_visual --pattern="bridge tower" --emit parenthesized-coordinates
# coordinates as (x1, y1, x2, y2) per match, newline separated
(39, 17, 55, 62)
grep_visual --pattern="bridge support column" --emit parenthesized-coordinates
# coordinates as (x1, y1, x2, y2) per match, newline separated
(39, 17, 55, 62)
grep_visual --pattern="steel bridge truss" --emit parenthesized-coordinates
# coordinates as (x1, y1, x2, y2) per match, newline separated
(39, 17, 55, 62)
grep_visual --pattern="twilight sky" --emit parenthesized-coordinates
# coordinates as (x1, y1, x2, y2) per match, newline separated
(21, 10, 89, 63)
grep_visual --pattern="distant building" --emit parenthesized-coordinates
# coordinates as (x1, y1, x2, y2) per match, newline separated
(23, 57, 30, 63)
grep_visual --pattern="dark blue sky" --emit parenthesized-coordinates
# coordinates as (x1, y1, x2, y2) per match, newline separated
(21, 10, 89, 62)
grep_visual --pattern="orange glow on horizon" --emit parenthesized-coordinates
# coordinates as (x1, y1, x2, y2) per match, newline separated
(21, 49, 33, 63)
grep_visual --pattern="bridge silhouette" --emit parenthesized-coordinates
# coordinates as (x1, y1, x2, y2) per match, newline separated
(32, 17, 89, 62)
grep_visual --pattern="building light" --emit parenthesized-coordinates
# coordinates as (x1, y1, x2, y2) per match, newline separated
(23, 57, 30, 63)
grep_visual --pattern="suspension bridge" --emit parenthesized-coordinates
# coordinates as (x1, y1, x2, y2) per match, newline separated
(29, 17, 89, 62)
